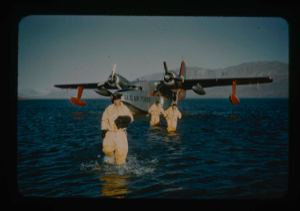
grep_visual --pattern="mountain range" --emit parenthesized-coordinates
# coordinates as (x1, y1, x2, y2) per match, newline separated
(18, 61, 288, 99)
(136, 61, 288, 98)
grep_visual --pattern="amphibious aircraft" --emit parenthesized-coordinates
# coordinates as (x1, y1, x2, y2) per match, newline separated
(54, 61, 273, 114)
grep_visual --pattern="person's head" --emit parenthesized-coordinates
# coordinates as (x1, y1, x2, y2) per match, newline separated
(155, 101, 159, 105)
(172, 103, 177, 110)
(111, 93, 122, 105)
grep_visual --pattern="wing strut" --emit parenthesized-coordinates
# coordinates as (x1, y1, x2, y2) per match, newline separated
(70, 86, 87, 106)
(229, 81, 240, 105)
(233, 80, 236, 95)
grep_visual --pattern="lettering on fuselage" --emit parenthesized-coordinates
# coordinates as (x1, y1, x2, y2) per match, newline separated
(124, 94, 150, 102)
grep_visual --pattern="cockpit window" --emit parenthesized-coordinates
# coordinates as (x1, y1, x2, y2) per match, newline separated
(123, 84, 142, 90)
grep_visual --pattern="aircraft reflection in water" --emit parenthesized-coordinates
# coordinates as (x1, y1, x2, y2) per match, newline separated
(99, 175, 130, 198)
(54, 61, 273, 114)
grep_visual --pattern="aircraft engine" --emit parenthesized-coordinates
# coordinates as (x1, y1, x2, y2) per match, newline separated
(107, 73, 129, 89)
(162, 61, 183, 88)
(229, 94, 240, 105)
(163, 71, 182, 87)
(94, 86, 112, 96)
(153, 61, 184, 94)
(106, 64, 129, 89)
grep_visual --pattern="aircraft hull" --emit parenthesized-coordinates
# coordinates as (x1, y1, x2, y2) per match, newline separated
(115, 89, 174, 113)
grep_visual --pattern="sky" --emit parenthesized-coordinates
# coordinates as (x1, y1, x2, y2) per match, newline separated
(18, 15, 288, 96)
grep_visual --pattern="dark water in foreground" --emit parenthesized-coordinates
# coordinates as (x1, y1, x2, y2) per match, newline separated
(17, 98, 288, 198)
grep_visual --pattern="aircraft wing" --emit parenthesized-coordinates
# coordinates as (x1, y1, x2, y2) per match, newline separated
(54, 82, 118, 89)
(181, 77, 273, 89)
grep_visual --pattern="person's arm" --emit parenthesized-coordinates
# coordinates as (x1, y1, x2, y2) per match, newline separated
(149, 105, 154, 114)
(123, 105, 134, 122)
(101, 107, 110, 137)
(177, 110, 182, 119)
(164, 108, 169, 118)
(101, 107, 110, 130)
(147, 105, 153, 117)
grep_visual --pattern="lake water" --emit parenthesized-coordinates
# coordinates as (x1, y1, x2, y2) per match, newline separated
(17, 98, 289, 199)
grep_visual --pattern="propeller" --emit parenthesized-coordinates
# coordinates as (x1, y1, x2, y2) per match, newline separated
(111, 63, 122, 89)
(153, 61, 175, 94)
(107, 63, 119, 88)
(106, 63, 126, 90)
(163, 61, 182, 82)
(153, 61, 184, 94)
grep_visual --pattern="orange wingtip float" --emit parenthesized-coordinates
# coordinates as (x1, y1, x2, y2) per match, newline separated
(229, 94, 240, 105)
(70, 86, 86, 106)
(70, 97, 87, 106)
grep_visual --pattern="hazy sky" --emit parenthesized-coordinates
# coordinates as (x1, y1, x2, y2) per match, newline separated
(18, 15, 288, 93)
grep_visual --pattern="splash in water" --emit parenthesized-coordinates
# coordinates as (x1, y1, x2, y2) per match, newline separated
(80, 154, 158, 177)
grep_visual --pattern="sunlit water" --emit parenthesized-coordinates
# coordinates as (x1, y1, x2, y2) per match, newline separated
(17, 98, 288, 198)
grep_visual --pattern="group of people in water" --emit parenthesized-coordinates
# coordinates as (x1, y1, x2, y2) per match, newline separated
(101, 93, 182, 165)
(147, 100, 181, 131)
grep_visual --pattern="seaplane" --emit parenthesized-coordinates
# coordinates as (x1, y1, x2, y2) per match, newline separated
(54, 60, 273, 114)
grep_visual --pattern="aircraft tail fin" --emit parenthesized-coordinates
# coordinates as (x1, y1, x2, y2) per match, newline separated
(179, 60, 186, 80)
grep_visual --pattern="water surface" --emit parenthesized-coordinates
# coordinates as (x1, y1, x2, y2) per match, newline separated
(17, 98, 289, 198)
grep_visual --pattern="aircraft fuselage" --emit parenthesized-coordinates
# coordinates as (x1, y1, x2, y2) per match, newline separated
(106, 81, 176, 114)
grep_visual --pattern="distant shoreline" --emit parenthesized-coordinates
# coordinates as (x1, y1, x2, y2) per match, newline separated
(18, 96, 32, 100)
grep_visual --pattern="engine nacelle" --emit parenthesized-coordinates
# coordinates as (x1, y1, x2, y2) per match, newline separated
(94, 87, 112, 96)
(107, 73, 129, 89)
(192, 84, 206, 95)
(229, 94, 240, 105)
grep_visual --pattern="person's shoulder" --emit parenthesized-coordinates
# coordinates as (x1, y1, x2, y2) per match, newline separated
(105, 104, 114, 111)
(107, 104, 114, 109)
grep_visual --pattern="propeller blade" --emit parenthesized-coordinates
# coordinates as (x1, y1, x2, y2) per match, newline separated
(116, 83, 122, 90)
(153, 82, 164, 94)
(112, 63, 116, 77)
(163, 61, 168, 73)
